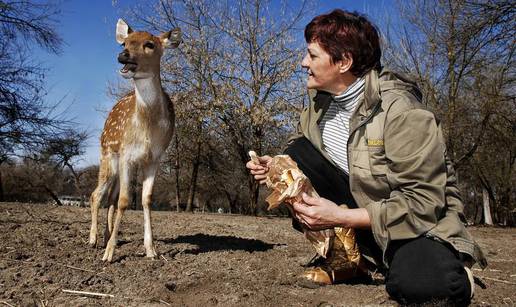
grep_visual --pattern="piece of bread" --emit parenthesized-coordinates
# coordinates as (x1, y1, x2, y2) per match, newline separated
(248, 152, 361, 264)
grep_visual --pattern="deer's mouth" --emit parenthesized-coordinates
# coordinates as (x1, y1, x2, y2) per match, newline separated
(120, 62, 137, 74)
(119, 61, 138, 79)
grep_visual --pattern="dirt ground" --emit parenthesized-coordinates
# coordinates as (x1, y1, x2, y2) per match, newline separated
(0, 202, 514, 306)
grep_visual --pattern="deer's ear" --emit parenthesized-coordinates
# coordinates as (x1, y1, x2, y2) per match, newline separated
(116, 19, 133, 44)
(160, 28, 181, 48)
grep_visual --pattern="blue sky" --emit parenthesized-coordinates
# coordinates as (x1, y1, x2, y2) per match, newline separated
(38, 0, 396, 168)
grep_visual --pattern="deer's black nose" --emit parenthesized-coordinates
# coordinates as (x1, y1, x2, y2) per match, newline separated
(118, 50, 130, 63)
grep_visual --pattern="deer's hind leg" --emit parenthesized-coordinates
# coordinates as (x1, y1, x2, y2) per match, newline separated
(102, 159, 134, 262)
(104, 178, 119, 247)
(89, 155, 117, 247)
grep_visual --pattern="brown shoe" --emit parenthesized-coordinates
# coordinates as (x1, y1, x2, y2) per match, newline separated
(302, 261, 369, 285)
(302, 267, 332, 285)
(301, 232, 369, 285)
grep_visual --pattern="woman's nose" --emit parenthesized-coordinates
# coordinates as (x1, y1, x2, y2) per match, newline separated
(301, 54, 309, 68)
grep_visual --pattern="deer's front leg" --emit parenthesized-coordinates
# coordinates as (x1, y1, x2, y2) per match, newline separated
(142, 162, 158, 258)
(103, 164, 133, 262)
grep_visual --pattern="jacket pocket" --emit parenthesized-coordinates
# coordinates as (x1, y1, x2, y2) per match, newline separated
(368, 145, 389, 176)
(351, 148, 391, 200)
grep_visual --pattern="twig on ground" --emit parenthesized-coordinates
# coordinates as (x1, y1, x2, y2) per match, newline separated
(62, 289, 115, 298)
(489, 258, 514, 262)
(2, 258, 97, 274)
(24, 208, 37, 221)
(164, 248, 184, 259)
(482, 277, 516, 285)
(0, 301, 15, 307)
(161, 255, 168, 262)
(3, 249, 15, 256)
(62, 289, 159, 304)
(503, 297, 514, 304)
(1, 258, 33, 264)
(54, 262, 96, 273)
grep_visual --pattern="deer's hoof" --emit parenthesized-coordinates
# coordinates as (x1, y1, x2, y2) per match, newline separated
(146, 250, 158, 259)
(102, 246, 114, 262)
(88, 237, 97, 248)
(102, 252, 113, 262)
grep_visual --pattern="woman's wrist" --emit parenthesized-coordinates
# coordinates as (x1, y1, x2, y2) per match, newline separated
(336, 207, 371, 229)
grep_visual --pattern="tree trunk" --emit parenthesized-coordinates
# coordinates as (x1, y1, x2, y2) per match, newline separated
(473, 197, 479, 225)
(0, 169, 4, 202)
(44, 186, 62, 206)
(173, 133, 181, 212)
(66, 162, 83, 206)
(225, 190, 239, 214)
(232, 194, 239, 215)
(0, 159, 6, 201)
(205, 199, 211, 213)
(241, 143, 260, 216)
(482, 186, 493, 225)
(186, 140, 201, 212)
(175, 165, 181, 212)
(248, 176, 259, 216)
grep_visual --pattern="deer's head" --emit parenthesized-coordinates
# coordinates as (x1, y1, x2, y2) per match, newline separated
(115, 19, 181, 79)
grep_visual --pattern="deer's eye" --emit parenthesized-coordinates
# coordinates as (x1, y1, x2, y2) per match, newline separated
(144, 42, 154, 49)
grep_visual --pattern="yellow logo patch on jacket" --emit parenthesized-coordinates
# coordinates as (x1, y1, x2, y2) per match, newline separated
(367, 139, 384, 147)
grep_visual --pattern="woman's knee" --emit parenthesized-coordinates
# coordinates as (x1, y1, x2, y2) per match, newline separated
(386, 237, 471, 305)
(386, 268, 470, 305)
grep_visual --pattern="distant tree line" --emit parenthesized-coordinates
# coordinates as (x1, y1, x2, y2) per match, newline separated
(1, 0, 514, 225)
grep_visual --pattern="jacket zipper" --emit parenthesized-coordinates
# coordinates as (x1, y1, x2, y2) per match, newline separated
(346, 101, 382, 175)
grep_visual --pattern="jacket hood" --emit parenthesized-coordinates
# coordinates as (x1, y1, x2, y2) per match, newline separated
(363, 68, 423, 111)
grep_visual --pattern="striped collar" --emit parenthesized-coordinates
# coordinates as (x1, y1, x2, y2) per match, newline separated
(332, 77, 365, 108)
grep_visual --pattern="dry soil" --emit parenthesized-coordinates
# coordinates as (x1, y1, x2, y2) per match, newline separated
(0, 202, 515, 306)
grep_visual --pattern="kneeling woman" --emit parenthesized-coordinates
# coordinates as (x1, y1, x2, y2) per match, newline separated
(247, 9, 486, 306)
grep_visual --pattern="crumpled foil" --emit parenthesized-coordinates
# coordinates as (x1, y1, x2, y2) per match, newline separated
(252, 152, 359, 262)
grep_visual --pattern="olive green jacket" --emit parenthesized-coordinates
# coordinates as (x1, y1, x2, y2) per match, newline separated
(289, 68, 487, 268)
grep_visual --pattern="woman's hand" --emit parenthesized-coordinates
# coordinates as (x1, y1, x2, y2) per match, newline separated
(292, 193, 371, 230)
(292, 193, 345, 230)
(245, 154, 272, 185)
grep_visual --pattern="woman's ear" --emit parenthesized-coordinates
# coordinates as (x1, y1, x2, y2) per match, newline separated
(338, 54, 353, 73)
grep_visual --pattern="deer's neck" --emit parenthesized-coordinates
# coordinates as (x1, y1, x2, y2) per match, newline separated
(133, 75, 165, 110)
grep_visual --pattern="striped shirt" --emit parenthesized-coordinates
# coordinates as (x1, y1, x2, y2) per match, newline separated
(318, 77, 365, 173)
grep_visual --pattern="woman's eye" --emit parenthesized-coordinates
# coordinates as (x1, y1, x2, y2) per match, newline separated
(144, 42, 154, 49)
(121, 42, 125, 47)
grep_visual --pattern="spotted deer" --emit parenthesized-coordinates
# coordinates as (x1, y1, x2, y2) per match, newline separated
(88, 19, 181, 262)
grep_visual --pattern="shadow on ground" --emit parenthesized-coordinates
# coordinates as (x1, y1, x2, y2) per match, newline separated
(158, 233, 279, 254)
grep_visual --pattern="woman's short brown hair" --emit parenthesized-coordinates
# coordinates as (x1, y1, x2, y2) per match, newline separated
(305, 9, 381, 77)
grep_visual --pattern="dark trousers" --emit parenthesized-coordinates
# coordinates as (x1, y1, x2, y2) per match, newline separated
(284, 137, 471, 305)
(386, 237, 472, 306)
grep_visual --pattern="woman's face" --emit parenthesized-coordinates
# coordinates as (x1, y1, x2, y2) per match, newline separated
(301, 42, 346, 94)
